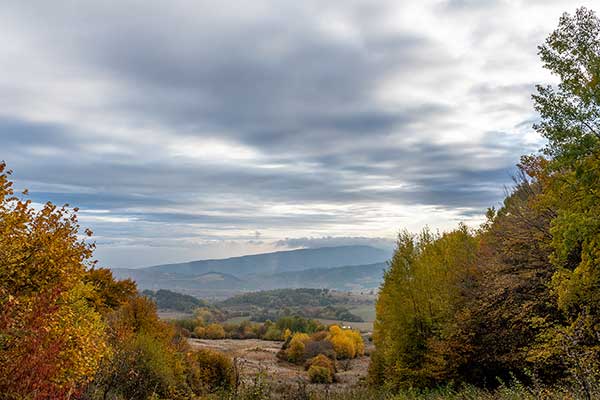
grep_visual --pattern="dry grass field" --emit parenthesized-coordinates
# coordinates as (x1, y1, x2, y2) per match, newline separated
(188, 338, 371, 390)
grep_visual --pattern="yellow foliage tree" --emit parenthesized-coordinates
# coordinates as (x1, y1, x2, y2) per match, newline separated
(327, 325, 364, 359)
(0, 162, 109, 398)
(287, 332, 310, 363)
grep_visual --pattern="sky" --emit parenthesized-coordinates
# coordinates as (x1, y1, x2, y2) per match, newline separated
(1, 0, 596, 268)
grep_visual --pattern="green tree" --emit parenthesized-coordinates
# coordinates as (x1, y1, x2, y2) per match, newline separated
(532, 8, 600, 384)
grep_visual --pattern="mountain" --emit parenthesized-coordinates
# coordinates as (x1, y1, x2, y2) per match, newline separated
(143, 245, 388, 275)
(113, 245, 390, 298)
(254, 262, 387, 290)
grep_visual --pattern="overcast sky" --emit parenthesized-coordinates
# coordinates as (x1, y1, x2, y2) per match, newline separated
(1, 0, 595, 267)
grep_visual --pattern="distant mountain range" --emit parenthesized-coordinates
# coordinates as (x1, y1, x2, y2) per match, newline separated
(112, 245, 390, 298)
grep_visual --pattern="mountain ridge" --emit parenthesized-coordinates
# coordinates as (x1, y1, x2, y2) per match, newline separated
(112, 245, 391, 298)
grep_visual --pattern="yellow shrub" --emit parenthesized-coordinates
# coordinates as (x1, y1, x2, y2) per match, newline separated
(190, 349, 235, 392)
(305, 354, 336, 373)
(51, 284, 109, 388)
(287, 332, 310, 363)
(205, 324, 226, 339)
(326, 325, 364, 359)
(194, 326, 207, 338)
(328, 325, 343, 337)
(346, 329, 365, 356)
(329, 334, 356, 359)
(283, 328, 292, 340)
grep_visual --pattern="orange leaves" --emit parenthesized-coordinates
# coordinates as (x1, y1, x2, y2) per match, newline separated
(0, 164, 109, 398)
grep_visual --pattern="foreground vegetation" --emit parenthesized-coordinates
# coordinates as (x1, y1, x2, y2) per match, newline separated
(200, 382, 600, 400)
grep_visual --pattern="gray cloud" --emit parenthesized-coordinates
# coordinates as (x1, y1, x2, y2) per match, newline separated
(0, 0, 578, 267)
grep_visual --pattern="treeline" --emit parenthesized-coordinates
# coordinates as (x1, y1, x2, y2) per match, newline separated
(369, 8, 600, 395)
(218, 288, 338, 308)
(173, 314, 325, 341)
(218, 288, 365, 323)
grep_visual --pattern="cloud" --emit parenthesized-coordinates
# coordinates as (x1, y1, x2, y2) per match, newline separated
(275, 236, 396, 252)
(0, 0, 585, 267)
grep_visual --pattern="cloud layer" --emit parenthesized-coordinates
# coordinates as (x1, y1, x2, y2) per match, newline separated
(0, 0, 591, 267)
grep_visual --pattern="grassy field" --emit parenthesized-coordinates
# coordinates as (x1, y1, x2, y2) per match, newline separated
(315, 318, 373, 332)
(349, 304, 376, 322)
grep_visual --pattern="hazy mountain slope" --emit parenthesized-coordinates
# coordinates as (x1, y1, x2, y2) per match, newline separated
(252, 262, 387, 290)
(142, 245, 388, 275)
(112, 246, 390, 297)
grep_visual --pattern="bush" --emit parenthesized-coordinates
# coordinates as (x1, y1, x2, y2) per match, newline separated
(305, 354, 336, 373)
(304, 339, 336, 360)
(263, 326, 283, 341)
(346, 329, 365, 356)
(330, 332, 356, 359)
(189, 349, 235, 393)
(89, 331, 188, 400)
(327, 325, 364, 359)
(194, 326, 207, 338)
(205, 323, 226, 339)
(287, 333, 310, 363)
(308, 365, 333, 384)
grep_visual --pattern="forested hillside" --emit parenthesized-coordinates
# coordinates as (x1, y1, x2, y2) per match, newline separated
(370, 8, 600, 396)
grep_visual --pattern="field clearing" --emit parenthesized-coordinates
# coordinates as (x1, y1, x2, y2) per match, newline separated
(188, 338, 370, 389)
(349, 304, 376, 322)
(315, 318, 373, 332)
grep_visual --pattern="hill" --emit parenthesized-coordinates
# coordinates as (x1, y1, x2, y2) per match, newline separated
(143, 245, 388, 275)
(142, 289, 206, 312)
(256, 262, 386, 290)
(112, 246, 390, 298)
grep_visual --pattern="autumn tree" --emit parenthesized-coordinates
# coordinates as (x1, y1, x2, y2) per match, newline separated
(369, 226, 479, 389)
(0, 162, 108, 399)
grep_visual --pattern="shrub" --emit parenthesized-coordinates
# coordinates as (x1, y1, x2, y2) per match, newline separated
(89, 331, 187, 400)
(287, 333, 310, 363)
(346, 329, 365, 356)
(194, 326, 207, 338)
(308, 365, 333, 384)
(205, 323, 226, 339)
(311, 330, 329, 341)
(305, 354, 336, 374)
(304, 339, 336, 360)
(327, 325, 364, 359)
(330, 334, 355, 359)
(263, 326, 283, 341)
(189, 349, 235, 393)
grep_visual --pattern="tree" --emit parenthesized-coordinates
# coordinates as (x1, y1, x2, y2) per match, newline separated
(448, 164, 564, 385)
(0, 162, 108, 399)
(369, 226, 478, 389)
(85, 267, 137, 313)
(533, 7, 600, 163)
(532, 8, 600, 383)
